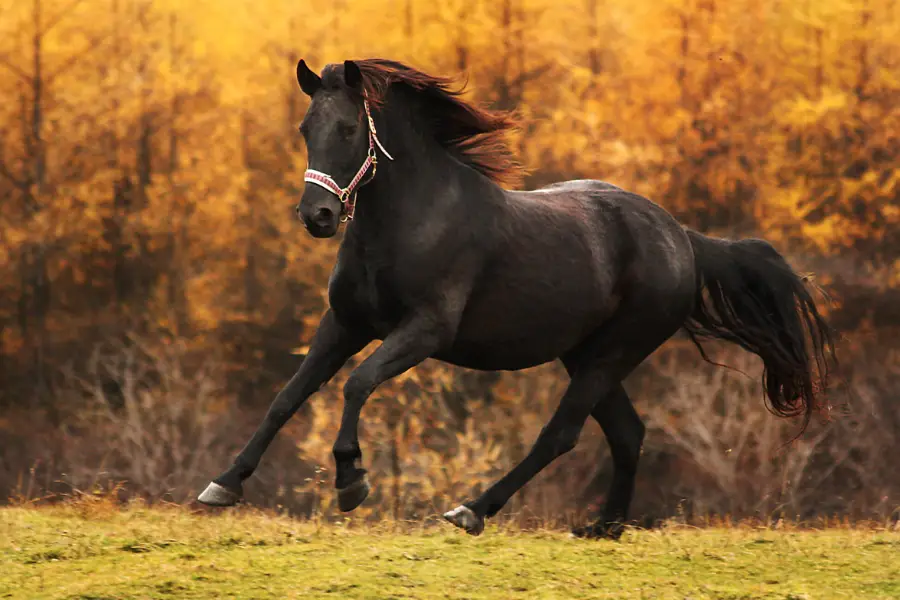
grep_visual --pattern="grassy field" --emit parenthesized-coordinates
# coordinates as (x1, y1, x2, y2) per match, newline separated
(1, 499, 898, 600)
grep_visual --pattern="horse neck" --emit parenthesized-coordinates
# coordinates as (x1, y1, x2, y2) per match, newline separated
(346, 106, 494, 241)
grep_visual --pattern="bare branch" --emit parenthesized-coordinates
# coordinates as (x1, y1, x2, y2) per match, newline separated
(509, 63, 553, 90)
(0, 134, 28, 190)
(0, 161, 27, 189)
(47, 29, 113, 83)
(0, 52, 30, 82)
(41, 0, 88, 35)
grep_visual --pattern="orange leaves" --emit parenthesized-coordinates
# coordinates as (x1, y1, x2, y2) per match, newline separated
(0, 0, 896, 394)
(774, 90, 851, 131)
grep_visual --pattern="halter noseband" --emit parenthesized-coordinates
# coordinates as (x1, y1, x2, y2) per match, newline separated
(302, 96, 393, 223)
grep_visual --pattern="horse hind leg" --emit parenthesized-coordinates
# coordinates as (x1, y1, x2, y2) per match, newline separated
(568, 381, 645, 540)
(444, 359, 607, 535)
(443, 271, 692, 537)
(444, 314, 673, 535)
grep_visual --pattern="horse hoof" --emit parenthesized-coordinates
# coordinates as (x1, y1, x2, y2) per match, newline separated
(197, 481, 242, 507)
(443, 505, 484, 536)
(571, 522, 624, 540)
(337, 475, 370, 512)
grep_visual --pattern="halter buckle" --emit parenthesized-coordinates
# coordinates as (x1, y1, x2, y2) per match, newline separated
(339, 188, 356, 223)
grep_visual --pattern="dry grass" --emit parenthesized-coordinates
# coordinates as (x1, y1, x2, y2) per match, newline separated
(1, 494, 898, 600)
(2, 338, 898, 528)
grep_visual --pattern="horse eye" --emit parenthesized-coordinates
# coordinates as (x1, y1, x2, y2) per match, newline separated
(337, 122, 356, 138)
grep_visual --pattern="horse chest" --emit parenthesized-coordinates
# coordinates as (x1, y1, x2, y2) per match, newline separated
(328, 260, 404, 338)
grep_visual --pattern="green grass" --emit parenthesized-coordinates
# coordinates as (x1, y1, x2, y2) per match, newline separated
(1, 500, 898, 599)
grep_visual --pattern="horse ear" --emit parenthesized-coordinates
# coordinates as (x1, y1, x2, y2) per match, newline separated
(343, 60, 362, 90)
(296, 59, 321, 96)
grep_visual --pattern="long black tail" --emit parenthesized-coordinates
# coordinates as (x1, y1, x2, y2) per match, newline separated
(683, 230, 838, 433)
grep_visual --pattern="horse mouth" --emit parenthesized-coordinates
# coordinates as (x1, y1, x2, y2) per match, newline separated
(304, 220, 339, 238)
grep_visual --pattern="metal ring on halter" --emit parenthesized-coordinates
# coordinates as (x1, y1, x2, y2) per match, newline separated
(339, 189, 353, 222)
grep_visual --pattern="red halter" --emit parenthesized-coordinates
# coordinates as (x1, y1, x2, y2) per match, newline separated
(303, 97, 393, 222)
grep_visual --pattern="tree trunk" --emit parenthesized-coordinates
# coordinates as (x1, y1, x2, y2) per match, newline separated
(455, 1, 469, 72)
(167, 13, 188, 335)
(497, 0, 512, 110)
(25, 0, 50, 401)
(854, 0, 871, 102)
(587, 0, 600, 76)
(241, 110, 260, 314)
(405, 0, 414, 44)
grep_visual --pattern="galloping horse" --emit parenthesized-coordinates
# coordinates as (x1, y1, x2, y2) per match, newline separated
(199, 58, 836, 538)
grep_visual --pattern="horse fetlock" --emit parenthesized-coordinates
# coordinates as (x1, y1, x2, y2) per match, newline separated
(332, 440, 362, 463)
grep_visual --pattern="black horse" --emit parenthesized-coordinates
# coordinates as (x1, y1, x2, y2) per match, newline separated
(198, 58, 837, 538)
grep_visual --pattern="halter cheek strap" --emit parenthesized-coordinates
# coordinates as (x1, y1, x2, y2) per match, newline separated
(302, 97, 393, 222)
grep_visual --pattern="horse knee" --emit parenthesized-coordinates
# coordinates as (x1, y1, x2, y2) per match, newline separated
(557, 432, 580, 456)
(540, 424, 581, 458)
(265, 392, 294, 423)
(343, 371, 374, 405)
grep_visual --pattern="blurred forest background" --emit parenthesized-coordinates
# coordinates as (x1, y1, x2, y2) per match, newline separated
(0, 0, 898, 526)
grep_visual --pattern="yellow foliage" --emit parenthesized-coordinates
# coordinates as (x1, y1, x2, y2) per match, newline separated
(0, 0, 897, 517)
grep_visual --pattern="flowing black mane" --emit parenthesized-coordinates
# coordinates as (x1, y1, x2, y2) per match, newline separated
(321, 59, 522, 185)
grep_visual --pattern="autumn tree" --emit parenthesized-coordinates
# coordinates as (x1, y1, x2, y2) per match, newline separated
(0, 0, 898, 520)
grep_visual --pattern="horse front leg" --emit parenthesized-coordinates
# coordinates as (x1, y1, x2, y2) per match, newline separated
(198, 310, 369, 506)
(331, 312, 450, 512)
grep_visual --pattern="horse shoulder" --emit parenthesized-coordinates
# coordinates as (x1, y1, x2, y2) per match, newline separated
(326, 248, 379, 332)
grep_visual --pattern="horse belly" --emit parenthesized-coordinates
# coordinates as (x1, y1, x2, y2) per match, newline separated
(434, 338, 574, 371)
(438, 274, 615, 371)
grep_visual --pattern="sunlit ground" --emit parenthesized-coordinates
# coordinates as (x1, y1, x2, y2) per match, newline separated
(1, 496, 898, 599)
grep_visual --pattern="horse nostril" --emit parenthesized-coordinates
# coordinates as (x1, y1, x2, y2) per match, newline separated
(314, 207, 334, 224)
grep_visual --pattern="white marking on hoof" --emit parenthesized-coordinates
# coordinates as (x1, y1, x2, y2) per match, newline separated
(197, 482, 241, 507)
(442, 505, 484, 536)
